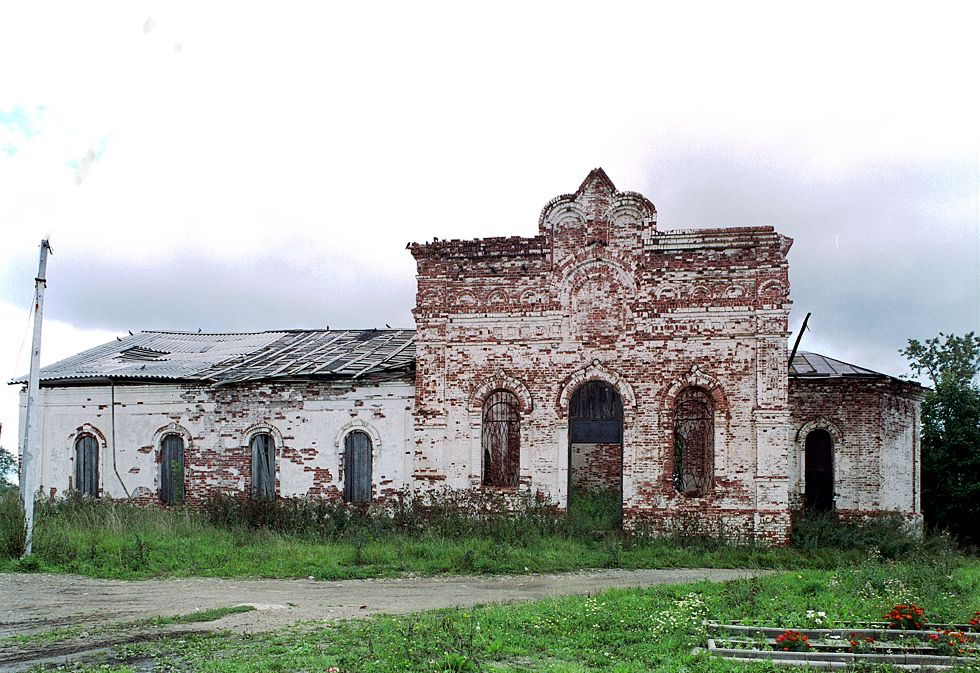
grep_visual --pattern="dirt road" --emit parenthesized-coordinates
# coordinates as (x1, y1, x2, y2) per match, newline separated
(0, 569, 769, 670)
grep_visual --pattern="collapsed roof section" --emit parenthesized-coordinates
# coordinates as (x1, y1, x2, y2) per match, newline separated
(10, 329, 415, 387)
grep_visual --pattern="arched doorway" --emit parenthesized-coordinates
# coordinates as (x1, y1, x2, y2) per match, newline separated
(568, 380, 624, 527)
(804, 429, 834, 512)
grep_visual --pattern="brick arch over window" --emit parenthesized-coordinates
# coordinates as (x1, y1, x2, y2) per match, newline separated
(66, 423, 108, 452)
(794, 418, 844, 446)
(468, 371, 533, 415)
(333, 419, 383, 451)
(661, 365, 729, 416)
(557, 360, 636, 415)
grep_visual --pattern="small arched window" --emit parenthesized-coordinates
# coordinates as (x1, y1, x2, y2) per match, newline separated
(74, 434, 99, 497)
(673, 387, 714, 496)
(343, 430, 373, 504)
(482, 390, 520, 488)
(250, 433, 276, 499)
(160, 434, 185, 505)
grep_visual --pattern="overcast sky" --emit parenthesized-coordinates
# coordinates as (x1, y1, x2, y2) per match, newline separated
(1, 2, 978, 449)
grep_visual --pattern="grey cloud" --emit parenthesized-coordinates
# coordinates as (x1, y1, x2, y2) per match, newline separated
(639, 146, 978, 378)
(1, 244, 417, 335)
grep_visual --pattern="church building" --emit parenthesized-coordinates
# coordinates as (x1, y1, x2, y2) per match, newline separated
(14, 170, 923, 543)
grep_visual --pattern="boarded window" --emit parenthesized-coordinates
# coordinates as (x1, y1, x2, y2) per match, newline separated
(160, 434, 185, 505)
(804, 429, 834, 512)
(673, 387, 714, 496)
(75, 434, 99, 497)
(343, 430, 373, 504)
(250, 433, 275, 500)
(569, 381, 623, 443)
(482, 390, 520, 488)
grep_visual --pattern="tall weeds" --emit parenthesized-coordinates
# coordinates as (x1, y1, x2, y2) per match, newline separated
(203, 488, 567, 545)
(0, 489, 26, 558)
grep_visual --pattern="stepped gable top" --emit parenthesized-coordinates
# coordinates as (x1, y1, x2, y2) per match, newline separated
(10, 329, 417, 387)
(537, 167, 658, 232)
(410, 169, 660, 261)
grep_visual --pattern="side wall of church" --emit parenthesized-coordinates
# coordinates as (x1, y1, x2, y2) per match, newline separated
(23, 378, 414, 505)
(787, 378, 922, 524)
(411, 171, 794, 543)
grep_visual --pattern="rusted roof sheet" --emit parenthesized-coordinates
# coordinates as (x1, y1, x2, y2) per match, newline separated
(790, 351, 894, 379)
(11, 329, 416, 386)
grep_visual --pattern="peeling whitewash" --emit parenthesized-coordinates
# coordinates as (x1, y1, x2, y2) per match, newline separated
(22, 380, 415, 504)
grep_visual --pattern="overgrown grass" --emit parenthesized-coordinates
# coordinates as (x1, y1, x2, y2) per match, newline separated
(0, 489, 26, 558)
(0, 491, 968, 580)
(33, 558, 980, 672)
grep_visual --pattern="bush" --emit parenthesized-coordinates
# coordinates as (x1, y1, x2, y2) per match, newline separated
(791, 511, 957, 561)
(0, 489, 26, 559)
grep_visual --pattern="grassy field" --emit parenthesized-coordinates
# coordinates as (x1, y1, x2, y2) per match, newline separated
(27, 558, 980, 672)
(0, 491, 957, 580)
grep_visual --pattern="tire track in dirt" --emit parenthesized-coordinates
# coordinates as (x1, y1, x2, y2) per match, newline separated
(0, 568, 772, 670)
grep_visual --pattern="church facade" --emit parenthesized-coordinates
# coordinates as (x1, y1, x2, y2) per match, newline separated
(15, 170, 923, 543)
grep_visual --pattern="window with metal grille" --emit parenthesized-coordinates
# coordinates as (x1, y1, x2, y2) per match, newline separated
(250, 433, 276, 499)
(673, 387, 714, 496)
(74, 434, 99, 497)
(482, 390, 520, 488)
(343, 430, 373, 504)
(569, 380, 623, 443)
(160, 434, 185, 505)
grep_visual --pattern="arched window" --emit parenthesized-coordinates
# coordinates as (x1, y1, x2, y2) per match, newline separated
(74, 434, 99, 497)
(250, 433, 275, 499)
(673, 387, 714, 496)
(482, 389, 520, 488)
(804, 429, 834, 512)
(343, 430, 373, 504)
(160, 434, 185, 505)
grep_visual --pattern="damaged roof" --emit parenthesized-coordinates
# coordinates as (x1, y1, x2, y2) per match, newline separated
(11, 329, 416, 386)
(789, 351, 903, 381)
(13, 335, 906, 388)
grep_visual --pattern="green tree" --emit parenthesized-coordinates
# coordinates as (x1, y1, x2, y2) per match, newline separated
(901, 332, 980, 545)
(0, 445, 17, 492)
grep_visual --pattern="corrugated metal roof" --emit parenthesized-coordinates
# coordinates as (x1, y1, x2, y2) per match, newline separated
(790, 351, 893, 379)
(10, 329, 416, 386)
(15, 336, 904, 388)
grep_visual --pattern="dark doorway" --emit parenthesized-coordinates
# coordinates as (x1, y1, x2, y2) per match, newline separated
(344, 430, 373, 503)
(160, 434, 185, 504)
(568, 381, 624, 529)
(804, 429, 834, 512)
(74, 435, 99, 497)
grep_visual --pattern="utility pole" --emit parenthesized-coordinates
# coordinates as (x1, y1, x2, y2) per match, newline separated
(21, 239, 51, 558)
